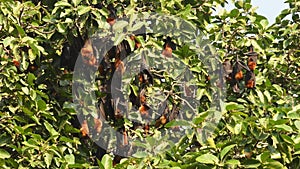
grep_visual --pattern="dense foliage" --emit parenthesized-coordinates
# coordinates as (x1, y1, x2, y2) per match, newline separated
(0, 0, 299, 168)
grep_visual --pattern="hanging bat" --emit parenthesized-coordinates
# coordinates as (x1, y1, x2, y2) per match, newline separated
(245, 70, 255, 89)
(162, 37, 176, 57)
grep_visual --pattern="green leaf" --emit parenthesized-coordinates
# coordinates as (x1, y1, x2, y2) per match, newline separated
(206, 137, 216, 149)
(264, 33, 274, 41)
(69, 164, 89, 168)
(283, 39, 291, 48)
(258, 151, 270, 162)
(235, 1, 243, 8)
(8, 105, 18, 113)
(72, 0, 82, 7)
(3, 37, 15, 47)
(22, 107, 34, 116)
(135, 35, 145, 47)
(113, 20, 129, 32)
(98, 8, 109, 16)
(77, 5, 91, 15)
(229, 9, 240, 18)
(145, 137, 156, 147)
(256, 90, 265, 104)
(37, 99, 47, 111)
(64, 154, 75, 164)
(277, 9, 290, 21)
(190, 66, 201, 73)
(97, 162, 105, 169)
(280, 134, 294, 145)
(220, 144, 236, 160)
(193, 111, 208, 124)
(21, 87, 29, 95)
(196, 88, 205, 100)
(113, 33, 126, 46)
(126, 36, 135, 51)
(287, 105, 300, 119)
(130, 85, 139, 96)
(294, 120, 300, 130)
(14, 24, 26, 37)
(27, 73, 36, 86)
(226, 102, 244, 111)
(101, 154, 113, 169)
(259, 19, 269, 29)
(0, 134, 10, 147)
(59, 136, 75, 143)
(23, 139, 39, 149)
(44, 121, 59, 136)
(165, 120, 190, 128)
(36, 90, 49, 100)
(287, 111, 300, 119)
(234, 123, 242, 134)
(274, 124, 293, 132)
(264, 160, 285, 169)
(0, 45, 3, 55)
(128, 21, 145, 32)
(251, 40, 263, 53)
(170, 167, 181, 169)
(28, 48, 36, 61)
(263, 90, 272, 103)
(0, 149, 10, 159)
(57, 23, 66, 33)
(242, 159, 261, 168)
(272, 84, 283, 95)
(244, 3, 252, 10)
(225, 159, 240, 165)
(196, 153, 219, 164)
(44, 153, 53, 168)
(55, 1, 72, 7)
(269, 119, 288, 126)
(133, 151, 148, 158)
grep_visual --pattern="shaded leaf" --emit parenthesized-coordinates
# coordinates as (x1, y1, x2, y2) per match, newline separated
(242, 159, 261, 168)
(165, 120, 190, 128)
(37, 99, 47, 111)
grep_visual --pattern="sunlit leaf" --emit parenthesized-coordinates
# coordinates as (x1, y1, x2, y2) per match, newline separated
(77, 5, 91, 15)
(72, 0, 82, 7)
(274, 124, 293, 132)
(44, 153, 53, 168)
(220, 144, 236, 160)
(65, 154, 75, 164)
(101, 154, 113, 169)
(196, 153, 219, 164)
(55, 1, 72, 7)
(0, 149, 10, 159)
(3, 37, 15, 47)
(44, 121, 59, 136)
(133, 151, 148, 158)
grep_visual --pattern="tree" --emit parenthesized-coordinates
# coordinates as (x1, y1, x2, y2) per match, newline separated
(0, 0, 299, 168)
